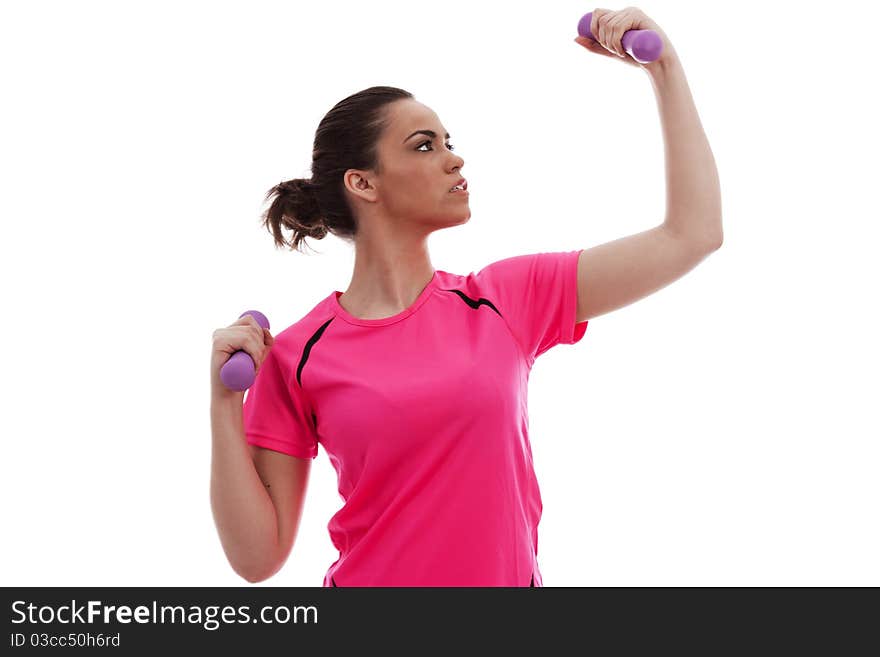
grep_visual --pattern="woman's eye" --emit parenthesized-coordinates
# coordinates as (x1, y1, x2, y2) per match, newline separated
(417, 141, 455, 152)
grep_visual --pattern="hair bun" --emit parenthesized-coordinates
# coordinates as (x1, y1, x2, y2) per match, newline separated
(277, 178, 315, 195)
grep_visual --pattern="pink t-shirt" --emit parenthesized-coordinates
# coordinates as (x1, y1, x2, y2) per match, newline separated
(242, 249, 588, 586)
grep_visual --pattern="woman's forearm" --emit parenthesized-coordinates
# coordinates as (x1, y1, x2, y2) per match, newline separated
(647, 52, 723, 246)
(210, 395, 280, 582)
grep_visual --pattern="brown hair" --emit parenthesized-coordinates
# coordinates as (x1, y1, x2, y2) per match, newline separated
(261, 85, 414, 254)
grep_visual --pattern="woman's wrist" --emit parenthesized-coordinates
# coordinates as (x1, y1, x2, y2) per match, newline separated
(211, 388, 244, 414)
(644, 47, 682, 83)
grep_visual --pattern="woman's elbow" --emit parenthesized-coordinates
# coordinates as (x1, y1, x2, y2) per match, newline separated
(236, 561, 280, 584)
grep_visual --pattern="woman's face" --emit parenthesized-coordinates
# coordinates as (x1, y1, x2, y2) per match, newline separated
(346, 99, 470, 231)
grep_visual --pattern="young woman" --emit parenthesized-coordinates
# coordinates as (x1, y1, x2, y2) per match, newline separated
(209, 7, 722, 587)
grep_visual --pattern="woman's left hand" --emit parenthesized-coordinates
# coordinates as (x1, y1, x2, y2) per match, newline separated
(574, 7, 676, 69)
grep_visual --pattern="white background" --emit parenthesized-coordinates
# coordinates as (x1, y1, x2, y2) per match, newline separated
(2, 0, 878, 587)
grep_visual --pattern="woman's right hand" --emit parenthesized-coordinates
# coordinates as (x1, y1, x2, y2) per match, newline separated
(210, 314, 275, 399)
(574, 7, 675, 70)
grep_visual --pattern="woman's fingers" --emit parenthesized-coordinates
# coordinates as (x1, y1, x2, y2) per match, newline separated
(591, 9, 604, 50)
(592, 8, 613, 54)
(606, 14, 628, 56)
(233, 315, 274, 370)
(591, 7, 639, 57)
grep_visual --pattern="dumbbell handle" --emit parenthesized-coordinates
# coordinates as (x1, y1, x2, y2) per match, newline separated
(220, 310, 270, 391)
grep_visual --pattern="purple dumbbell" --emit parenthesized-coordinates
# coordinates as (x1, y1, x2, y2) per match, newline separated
(577, 11, 663, 63)
(220, 310, 270, 391)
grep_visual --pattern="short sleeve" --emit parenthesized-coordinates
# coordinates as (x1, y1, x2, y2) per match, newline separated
(242, 345, 319, 459)
(472, 249, 588, 364)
